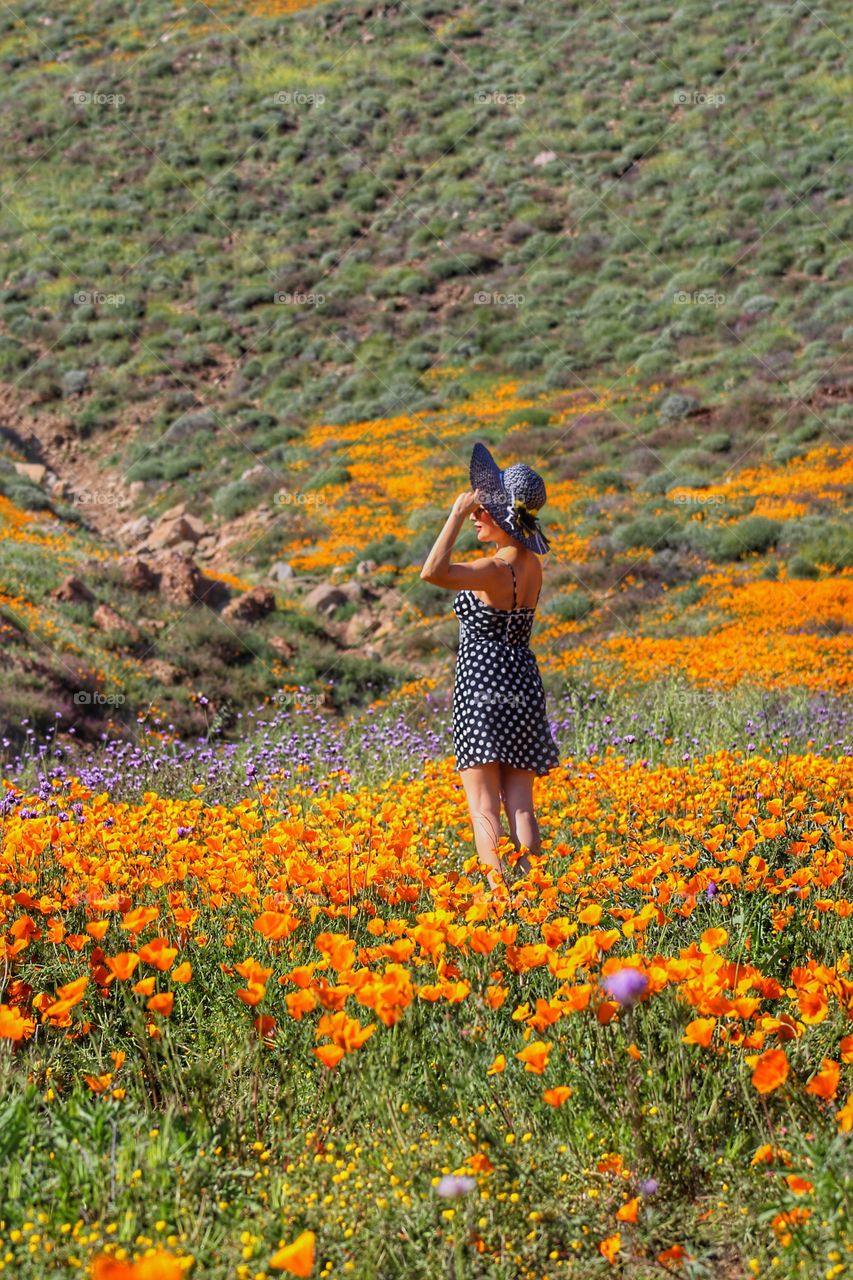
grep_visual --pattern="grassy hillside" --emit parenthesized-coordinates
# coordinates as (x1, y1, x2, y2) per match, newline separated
(2, 0, 852, 746)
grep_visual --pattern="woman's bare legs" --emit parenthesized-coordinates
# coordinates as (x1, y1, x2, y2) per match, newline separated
(499, 764, 541, 879)
(460, 762, 508, 891)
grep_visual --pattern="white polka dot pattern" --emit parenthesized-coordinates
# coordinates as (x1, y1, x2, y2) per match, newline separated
(451, 562, 559, 776)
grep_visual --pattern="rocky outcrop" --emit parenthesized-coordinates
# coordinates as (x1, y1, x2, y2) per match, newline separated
(117, 515, 152, 547)
(50, 575, 94, 604)
(119, 555, 159, 592)
(155, 551, 230, 608)
(93, 603, 142, 644)
(14, 462, 47, 485)
(144, 659, 183, 685)
(269, 560, 294, 583)
(304, 584, 350, 617)
(268, 635, 295, 659)
(142, 504, 206, 552)
(222, 586, 276, 624)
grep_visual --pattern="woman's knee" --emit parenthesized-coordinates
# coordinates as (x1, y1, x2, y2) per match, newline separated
(503, 779, 535, 818)
(472, 806, 504, 840)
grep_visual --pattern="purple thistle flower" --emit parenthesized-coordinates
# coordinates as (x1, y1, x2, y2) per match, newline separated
(436, 1175, 476, 1198)
(603, 967, 648, 1008)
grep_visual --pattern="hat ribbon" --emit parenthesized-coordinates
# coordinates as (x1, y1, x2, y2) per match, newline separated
(507, 496, 539, 534)
(505, 495, 550, 549)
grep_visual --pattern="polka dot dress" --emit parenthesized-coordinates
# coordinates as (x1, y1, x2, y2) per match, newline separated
(451, 560, 559, 776)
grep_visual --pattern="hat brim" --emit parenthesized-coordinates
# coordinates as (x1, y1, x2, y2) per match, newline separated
(470, 441, 504, 502)
(469, 441, 551, 555)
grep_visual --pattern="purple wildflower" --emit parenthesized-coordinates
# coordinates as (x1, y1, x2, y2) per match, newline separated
(603, 967, 648, 1008)
(639, 1178, 659, 1196)
(436, 1175, 476, 1198)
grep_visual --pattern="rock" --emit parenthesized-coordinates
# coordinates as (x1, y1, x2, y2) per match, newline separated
(117, 515, 152, 547)
(145, 659, 183, 685)
(156, 551, 230, 608)
(161, 503, 188, 521)
(222, 586, 276, 624)
(533, 150, 557, 167)
(128, 481, 145, 501)
(303, 584, 350, 617)
(240, 464, 269, 484)
(119, 555, 159, 592)
(137, 617, 167, 634)
(14, 462, 47, 485)
(342, 611, 380, 646)
(146, 514, 203, 551)
(339, 580, 380, 605)
(355, 559, 376, 576)
(50, 479, 70, 500)
(183, 514, 206, 539)
(51, 574, 94, 604)
(269, 560, 294, 583)
(93, 603, 142, 643)
(169, 539, 201, 558)
(268, 634, 295, 659)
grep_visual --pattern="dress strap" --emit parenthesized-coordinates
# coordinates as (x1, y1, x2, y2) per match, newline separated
(501, 558, 517, 611)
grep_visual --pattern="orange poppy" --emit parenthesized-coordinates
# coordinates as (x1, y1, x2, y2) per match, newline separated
(147, 992, 175, 1017)
(516, 1040, 553, 1074)
(598, 1233, 621, 1264)
(543, 1086, 573, 1107)
(749, 1047, 789, 1094)
(616, 1197, 639, 1223)
(269, 1229, 315, 1275)
(805, 1058, 840, 1100)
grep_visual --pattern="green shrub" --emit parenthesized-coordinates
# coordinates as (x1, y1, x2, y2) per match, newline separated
(303, 465, 351, 491)
(658, 392, 699, 423)
(361, 534, 416, 568)
(551, 589, 593, 621)
(788, 555, 820, 579)
(611, 513, 683, 552)
(794, 523, 853, 570)
(503, 407, 552, 429)
(773, 441, 804, 463)
(792, 420, 821, 443)
(710, 516, 783, 561)
(213, 480, 264, 521)
(125, 457, 165, 483)
(0, 336, 32, 375)
(639, 470, 674, 494)
(0, 474, 53, 512)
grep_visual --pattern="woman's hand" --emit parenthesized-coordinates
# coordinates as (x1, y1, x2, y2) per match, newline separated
(452, 489, 482, 520)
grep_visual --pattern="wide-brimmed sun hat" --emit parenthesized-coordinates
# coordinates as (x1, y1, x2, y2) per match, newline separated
(469, 441, 551, 555)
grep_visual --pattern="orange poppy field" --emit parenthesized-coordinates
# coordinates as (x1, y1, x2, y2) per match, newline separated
(2, 691, 852, 1277)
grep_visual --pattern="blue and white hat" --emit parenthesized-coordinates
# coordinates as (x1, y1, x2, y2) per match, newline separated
(470, 441, 551, 555)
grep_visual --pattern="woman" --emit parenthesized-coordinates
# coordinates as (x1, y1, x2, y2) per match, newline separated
(420, 441, 559, 893)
